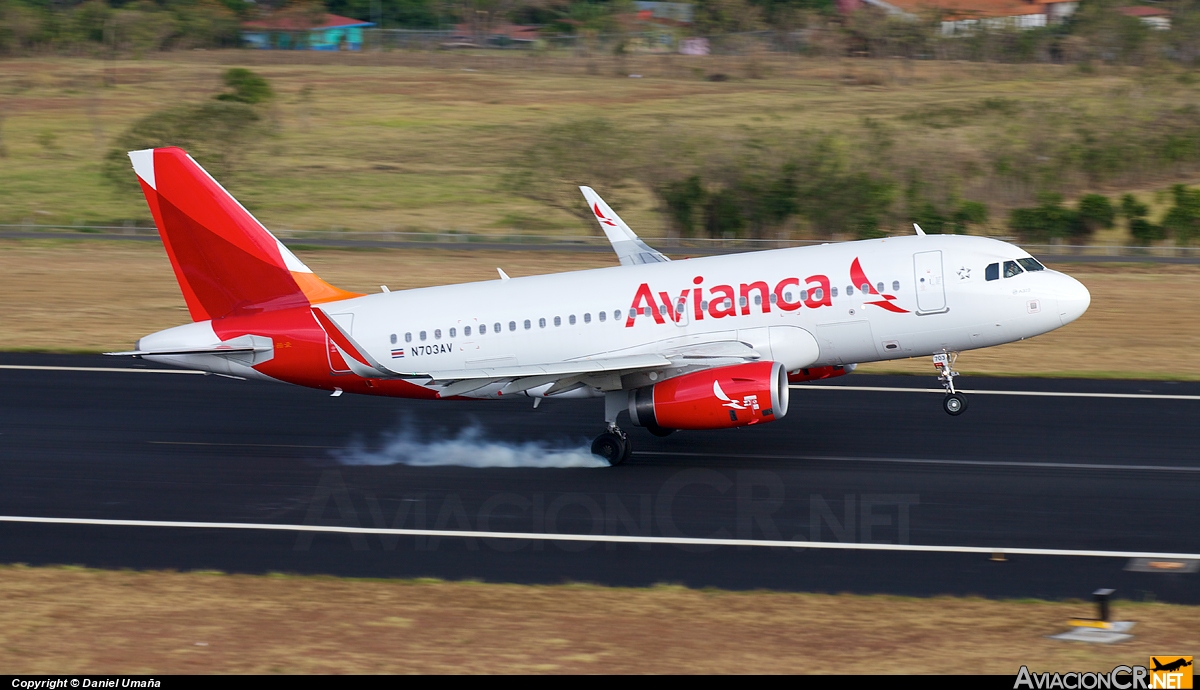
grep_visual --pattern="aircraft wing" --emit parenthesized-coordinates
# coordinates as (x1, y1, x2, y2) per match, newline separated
(580, 186, 670, 267)
(421, 342, 765, 398)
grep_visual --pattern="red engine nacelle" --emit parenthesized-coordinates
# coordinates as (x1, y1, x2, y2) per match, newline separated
(787, 363, 855, 383)
(628, 361, 790, 431)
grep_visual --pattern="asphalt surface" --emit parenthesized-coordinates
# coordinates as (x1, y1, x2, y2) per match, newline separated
(2, 353, 1198, 603)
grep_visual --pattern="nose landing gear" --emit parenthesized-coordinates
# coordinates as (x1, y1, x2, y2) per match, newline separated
(933, 352, 968, 416)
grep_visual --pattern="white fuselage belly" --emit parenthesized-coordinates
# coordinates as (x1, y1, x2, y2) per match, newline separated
(319, 235, 1087, 397)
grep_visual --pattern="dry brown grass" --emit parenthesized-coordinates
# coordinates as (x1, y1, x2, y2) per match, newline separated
(0, 239, 1196, 379)
(0, 565, 1194, 674)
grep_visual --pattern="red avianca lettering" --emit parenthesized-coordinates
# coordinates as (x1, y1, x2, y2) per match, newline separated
(627, 274, 832, 327)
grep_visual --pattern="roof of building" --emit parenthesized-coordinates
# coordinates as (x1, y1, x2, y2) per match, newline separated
(242, 14, 374, 31)
(873, 0, 1057, 19)
(1117, 5, 1170, 17)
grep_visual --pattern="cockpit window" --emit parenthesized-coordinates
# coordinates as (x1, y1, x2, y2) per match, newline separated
(1016, 258, 1045, 272)
(1003, 260, 1024, 278)
(985, 263, 999, 281)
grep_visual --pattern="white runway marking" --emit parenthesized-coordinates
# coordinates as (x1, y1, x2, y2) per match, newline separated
(0, 515, 1196, 561)
(636, 451, 1200, 474)
(0, 365, 203, 375)
(790, 384, 1200, 401)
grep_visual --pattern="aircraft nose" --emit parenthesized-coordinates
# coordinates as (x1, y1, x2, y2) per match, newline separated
(1058, 274, 1090, 326)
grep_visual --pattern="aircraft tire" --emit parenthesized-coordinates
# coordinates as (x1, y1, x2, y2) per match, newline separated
(592, 431, 628, 466)
(943, 393, 968, 416)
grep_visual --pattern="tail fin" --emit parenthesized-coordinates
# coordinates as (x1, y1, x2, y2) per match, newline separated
(129, 147, 360, 321)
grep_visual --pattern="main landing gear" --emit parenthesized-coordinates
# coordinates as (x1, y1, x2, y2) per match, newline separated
(933, 351, 968, 416)
(591, 427, 632, 466)
(592, 391, 633, 466)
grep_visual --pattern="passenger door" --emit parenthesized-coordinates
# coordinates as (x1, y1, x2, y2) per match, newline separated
(913, 251, 948, 314)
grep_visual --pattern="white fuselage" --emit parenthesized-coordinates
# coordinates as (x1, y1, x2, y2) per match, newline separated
(282, 234, 1087, 397)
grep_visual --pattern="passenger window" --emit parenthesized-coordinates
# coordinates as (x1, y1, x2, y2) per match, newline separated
(892, 280, 900, 291)
(539, 317, 546, 328)
(524, 319, 531, 330)
(1017, 258, 1045, 272)
(754, 295, 762, 305)
(598, 311, 606, 323)
(584, 313, 591, 323)
(390, 334, 397, 344)
(420, 331, 427, 341)
(701, 300, 709, 311)
(434, 329, 441, 339)
(783, 292, 792, 302)
(1003, 261, 1023, 278)
(877, 282, 884, 292)
(658, 305, 666, 316)
(860, 283, 870, 293)
(614, 310, 622, 320)
(508, 321, 516, 332)
(464, 326, 471, 336)
(769, 294, 777, 304)
(643, 307, 652, 316)
(739, 296, 747, 307)
(449, 328, 456, 338)
(831, 287, 838, 298)
(479, 324, 486, 334)
(405, 332, 412, 343)
(846, 286, 854, 296)
(554, 316, 562, 326)
(985, 263, 1000, 281)
(814, 288, 823, 300)
(494, 322, 501, 333)
(569, 314, 577, 325)
(799, 290, 808, 301)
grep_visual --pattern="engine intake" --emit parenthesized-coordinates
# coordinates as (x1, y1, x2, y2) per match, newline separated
(629, 361, 789, 431)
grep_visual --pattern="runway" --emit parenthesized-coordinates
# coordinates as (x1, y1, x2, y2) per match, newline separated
(2, 353, 1198, 603)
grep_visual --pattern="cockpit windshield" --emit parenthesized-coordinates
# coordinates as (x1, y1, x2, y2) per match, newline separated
(1003, 260, 1023, 278)
(1016, 258, 1045, 272)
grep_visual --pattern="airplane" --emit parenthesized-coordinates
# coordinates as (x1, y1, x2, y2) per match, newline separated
(108, 147, 1091, 465)
(1152, 658, 1193, 673)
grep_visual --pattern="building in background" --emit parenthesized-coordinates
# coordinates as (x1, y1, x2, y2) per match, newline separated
(842, 0, 1080, 35)
(1117, 5, 1171, 30)
(242, 14, 375, 50)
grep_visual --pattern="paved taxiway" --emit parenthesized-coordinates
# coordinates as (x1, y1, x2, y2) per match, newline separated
(1, 354, 1197, 602)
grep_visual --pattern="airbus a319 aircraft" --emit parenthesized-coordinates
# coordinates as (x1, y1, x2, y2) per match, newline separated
(111, 147, 1091, 465)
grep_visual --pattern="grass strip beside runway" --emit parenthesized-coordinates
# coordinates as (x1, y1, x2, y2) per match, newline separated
(0, 565, 1195, 674)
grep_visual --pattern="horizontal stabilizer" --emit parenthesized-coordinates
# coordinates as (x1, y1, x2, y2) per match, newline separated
(104, 346, 260, 357)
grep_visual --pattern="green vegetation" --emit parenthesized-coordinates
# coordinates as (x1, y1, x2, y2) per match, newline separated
(4, 0, 1200, 68)
(100, 68, 276, 193)
(4, 56, 1200, 241)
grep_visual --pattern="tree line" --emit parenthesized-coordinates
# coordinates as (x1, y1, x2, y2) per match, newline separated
(6, 0, 1200, 67)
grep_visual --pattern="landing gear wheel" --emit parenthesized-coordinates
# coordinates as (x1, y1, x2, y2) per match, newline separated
(592, 430, 629, 466)
(943, 393, 968, 416)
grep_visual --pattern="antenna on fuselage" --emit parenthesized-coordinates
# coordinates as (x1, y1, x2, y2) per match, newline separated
(497, 268, 510, 281)
(914, 223, 926, 236)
